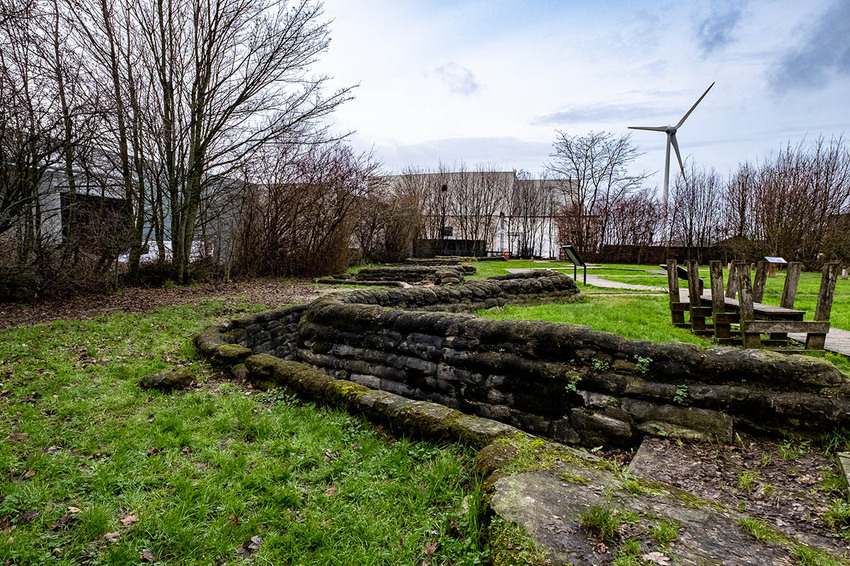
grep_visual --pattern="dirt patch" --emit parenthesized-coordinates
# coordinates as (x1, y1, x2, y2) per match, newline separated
(628, 434, 849, 556)
(0, 278, 322, 329)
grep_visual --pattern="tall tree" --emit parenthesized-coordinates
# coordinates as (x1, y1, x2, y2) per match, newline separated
(548, 131, 646, 256)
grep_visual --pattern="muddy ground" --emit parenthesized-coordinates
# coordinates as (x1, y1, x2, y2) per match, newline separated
(0, 278, 322, 330)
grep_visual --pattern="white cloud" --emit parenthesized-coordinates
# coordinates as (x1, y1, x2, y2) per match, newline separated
(433, 63, 480, 95)
(313, 0, 850, 193)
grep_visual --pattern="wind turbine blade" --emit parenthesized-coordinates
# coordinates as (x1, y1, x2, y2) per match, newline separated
(628, 126, 668, 132)
(675, 81, 715, 129)
(670, 133, 685, 178)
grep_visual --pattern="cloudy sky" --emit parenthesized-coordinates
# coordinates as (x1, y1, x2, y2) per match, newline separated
(314, 0, 850, 192)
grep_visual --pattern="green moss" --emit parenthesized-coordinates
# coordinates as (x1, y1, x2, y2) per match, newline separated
(311, 341, 333, 354)
(488, 516, 550, 566)
(214, 343, 252, 362)
(559, 472, 589, 485)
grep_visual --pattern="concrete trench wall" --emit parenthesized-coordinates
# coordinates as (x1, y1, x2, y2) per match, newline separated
(197, 271, 850, 446)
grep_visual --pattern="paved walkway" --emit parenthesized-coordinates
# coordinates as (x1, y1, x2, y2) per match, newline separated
(788, 328, 850, 356)
(505, 268, 667, 292)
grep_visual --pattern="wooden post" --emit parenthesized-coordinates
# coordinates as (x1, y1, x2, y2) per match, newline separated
(687, 260, 705, 331)
(806, 262, 838, 350)
(736, 262, 761, 348)
(710, 260, 731, 339)
(725, 261, 738, 299)
(667, 259, 685, 326)
(768, 263, 778, 278)
(780, 262, 802, 309)
(753, 260, 768, 303)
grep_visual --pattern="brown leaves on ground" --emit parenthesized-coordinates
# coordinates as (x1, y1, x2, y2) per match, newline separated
(0, 279, 320, 330)
(139, 549, 157, 562)
(324, 485, 338, 497)
(119, 512, 138, 526)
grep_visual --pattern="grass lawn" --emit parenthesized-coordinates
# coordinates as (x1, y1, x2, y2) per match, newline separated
(0, 302, 484, 565)
(478, 295, 709, 346)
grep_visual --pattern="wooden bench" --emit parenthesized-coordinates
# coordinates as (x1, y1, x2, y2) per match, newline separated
(666, 259, 838, 350)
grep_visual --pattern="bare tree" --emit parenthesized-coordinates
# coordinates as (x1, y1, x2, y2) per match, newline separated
(669, 164, 724, 261)
(548, 131, 647, 256)
(233, 141, 378, 276)
(746, 137, 850, 263)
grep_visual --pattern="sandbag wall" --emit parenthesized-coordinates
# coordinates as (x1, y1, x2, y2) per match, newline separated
(198, 271, 850, 446)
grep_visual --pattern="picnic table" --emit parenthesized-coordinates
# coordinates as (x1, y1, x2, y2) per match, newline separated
(666, 259, 837, 350)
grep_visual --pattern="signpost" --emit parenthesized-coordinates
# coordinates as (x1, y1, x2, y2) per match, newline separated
(765, 256, 786, 278)
(561, 245, 586, 284)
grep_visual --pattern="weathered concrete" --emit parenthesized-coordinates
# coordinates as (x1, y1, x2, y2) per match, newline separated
(489, 470, 811, 565)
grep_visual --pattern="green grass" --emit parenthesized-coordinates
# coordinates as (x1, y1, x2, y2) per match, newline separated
(738, 517, 788, 543)
(648, 518, 680, 547)
(478, 295, 709, 345)
(0, 302, 484, 565)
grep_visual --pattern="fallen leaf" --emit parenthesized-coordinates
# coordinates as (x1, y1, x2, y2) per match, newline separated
(593, 542, 608, 554)
(140, 549, 156, 562)
(324, 485, 338, 497)
(248, 535, 264, 551)
(120, 512, 138, 526)
(643, 551, 671, 565)
(103, 531, 121, 544)
(19, 510, 38, 524)
(6, 432, 28, 442)
(182, 446, 192, 455)
(67, 506, 81, 514)
(144, 396, 153, 403)
(146, 446, 159, 456)
(423, 540, 437, 555)
(507, 542, 514, 549)
(229, 514, 241, 525)
(23, 470, 36, 479)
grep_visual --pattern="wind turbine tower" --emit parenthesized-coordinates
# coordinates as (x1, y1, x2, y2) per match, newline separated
(629, 82, 715, 211)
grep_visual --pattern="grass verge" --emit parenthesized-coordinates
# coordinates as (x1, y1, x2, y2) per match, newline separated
(0, 301, 484, 565)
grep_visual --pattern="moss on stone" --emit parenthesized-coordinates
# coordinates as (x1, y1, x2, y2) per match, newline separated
(399, 402, 463, 439)
(559, 472, 589, 485)
(214, 343, 252, 364)
(488, 516, 550, 566)
(194, 326, 226, 356)
(311, 341, 333, 354)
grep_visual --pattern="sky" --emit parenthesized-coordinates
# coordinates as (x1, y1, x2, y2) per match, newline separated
(313, 0, 850, 194)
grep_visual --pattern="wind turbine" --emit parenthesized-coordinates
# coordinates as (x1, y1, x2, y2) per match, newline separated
(629, 82, 715, 211)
